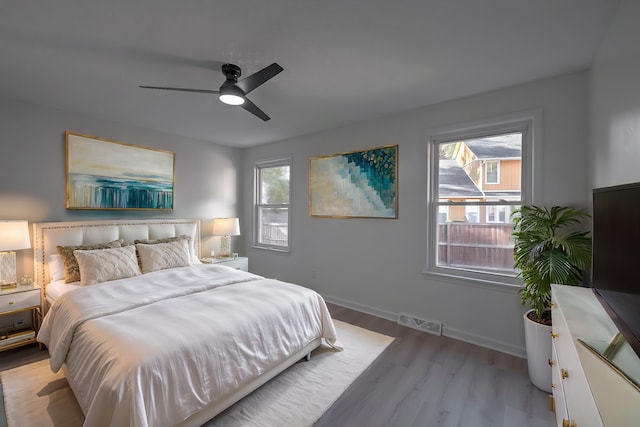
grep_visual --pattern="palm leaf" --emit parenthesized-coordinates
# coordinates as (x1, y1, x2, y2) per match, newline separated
(512, 205, 592, 316)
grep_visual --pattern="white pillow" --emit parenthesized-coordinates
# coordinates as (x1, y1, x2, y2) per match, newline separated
(73, 246, 141, 286)
(136, 239, 192, 274)
(48, 254, 65, 282)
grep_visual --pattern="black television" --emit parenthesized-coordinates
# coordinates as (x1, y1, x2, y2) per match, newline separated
(592, 182, 640, 358)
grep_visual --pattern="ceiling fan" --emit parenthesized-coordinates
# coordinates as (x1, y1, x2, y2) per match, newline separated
(139, 63, 283, 121)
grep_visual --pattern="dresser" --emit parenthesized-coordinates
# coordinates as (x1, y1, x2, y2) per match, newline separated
(0, 284, 41, 352)
(550, 284, 640, 427)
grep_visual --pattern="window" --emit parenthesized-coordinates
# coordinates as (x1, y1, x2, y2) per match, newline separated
(438, 206, 449, 223)
(426, 113, 537, 285)
(486, 204, 512, 223)
(485, 160, 499, 184)
(465, 205, 480, 223)
(254, 158, 291, 251)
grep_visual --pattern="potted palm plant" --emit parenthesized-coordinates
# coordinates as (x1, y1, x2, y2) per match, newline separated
(511, 205, 592, 392)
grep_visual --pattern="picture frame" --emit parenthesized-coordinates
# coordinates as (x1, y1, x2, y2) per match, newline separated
(309, 144, 398, 218)
(66, 132, 175, 210)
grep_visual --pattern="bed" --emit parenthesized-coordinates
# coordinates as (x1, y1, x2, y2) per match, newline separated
(33, 219, 340, 427)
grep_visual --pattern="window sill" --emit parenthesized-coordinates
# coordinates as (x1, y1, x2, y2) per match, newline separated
(422, 268, 522, 294)
(252, 245, 290, 254)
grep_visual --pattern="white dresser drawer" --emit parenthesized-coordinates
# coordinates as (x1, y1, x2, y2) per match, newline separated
(0, 288, 40, 313)
(552, 285, 612, 427)
(551, 342, 569, 426)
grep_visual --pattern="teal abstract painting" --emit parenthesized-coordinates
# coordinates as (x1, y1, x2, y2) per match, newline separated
(66, 132, 175, 210)
(309, 145, 397, 218)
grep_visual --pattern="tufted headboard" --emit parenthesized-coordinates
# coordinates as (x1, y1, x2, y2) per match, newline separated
(33, 219, 201, 285)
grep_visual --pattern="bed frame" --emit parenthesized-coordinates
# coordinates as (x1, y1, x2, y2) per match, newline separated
(33, 218, 321, 426)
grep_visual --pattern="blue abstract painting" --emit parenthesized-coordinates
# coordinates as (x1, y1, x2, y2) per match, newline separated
(66, 132, 175, 210)
(309, 145, 397, 218)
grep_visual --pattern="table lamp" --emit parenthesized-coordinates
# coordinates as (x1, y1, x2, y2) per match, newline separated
(212, 218, 240, 258)
(0, 220, 31, 289)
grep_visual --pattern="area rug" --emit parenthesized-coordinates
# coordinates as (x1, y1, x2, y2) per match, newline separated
(0, 320, 393, 427)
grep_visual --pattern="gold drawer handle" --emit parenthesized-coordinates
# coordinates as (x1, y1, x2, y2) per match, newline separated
(562, 420, 570, 427)
(561, 368, 569, 379)
(8, 301, 14, 305)
(548, 358, 555, 366)
(551, 332, 558, 339)
(551, 383, 556, 388)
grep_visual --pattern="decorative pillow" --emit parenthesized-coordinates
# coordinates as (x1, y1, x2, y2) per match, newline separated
(136, 239, 192, 274)
(56, 239, 123, 283)
(133, 235, 190, 246)
(133, 235, 188, 266)
(47, 254, 65, 282)
(73, 246, 141, 286)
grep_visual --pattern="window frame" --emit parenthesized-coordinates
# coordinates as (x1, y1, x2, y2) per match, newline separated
(485, 160, 500, 184)
(485, 204, 511, 224)
(464, 204, 480, 223)
(253, 156, 292, 252)
(438, 205, 449, 223)
(425, 111, 540, 287)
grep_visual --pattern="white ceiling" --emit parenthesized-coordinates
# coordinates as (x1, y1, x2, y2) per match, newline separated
(0, 0, 619, 148)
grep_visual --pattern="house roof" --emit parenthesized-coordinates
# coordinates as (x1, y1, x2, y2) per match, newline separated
(439, 160, 484, 198)
(464, 138, 522, 159)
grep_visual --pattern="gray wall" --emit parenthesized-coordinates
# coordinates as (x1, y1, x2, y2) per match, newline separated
(590, 0, 640, 189)
(0, 96, 244, 278)
(244, 71, 591, 357)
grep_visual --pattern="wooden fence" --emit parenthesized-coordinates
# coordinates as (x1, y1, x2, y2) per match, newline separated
(438, 223, 514, 273)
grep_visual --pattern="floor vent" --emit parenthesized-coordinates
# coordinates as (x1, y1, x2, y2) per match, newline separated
(398, 313, 442, 336)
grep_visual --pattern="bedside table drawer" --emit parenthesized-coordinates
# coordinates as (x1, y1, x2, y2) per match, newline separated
(0, 289, 40, 313)
(202, 257, 249, 272)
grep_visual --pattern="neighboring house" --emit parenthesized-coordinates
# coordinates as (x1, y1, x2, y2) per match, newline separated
(439, 135, 522, 224)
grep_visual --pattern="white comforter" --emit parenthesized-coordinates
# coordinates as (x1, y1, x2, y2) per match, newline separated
(38, 264, 340, 427)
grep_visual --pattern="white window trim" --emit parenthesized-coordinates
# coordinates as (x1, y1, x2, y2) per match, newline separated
(253, 156, 292, 253)
(485, 204, 511, 223)
(485, 160, 500, 184)
(424, 110, 542, 288)
(439, 205, 449, 223)
(486, 205, 498, 223)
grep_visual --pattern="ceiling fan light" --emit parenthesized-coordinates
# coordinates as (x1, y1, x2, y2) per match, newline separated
(219, 93, 245, 105)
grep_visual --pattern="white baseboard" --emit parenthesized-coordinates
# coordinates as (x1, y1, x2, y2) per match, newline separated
(322, 294, 398, 323)
(443, 326, 526, 358)
(322, 293, 526, 359)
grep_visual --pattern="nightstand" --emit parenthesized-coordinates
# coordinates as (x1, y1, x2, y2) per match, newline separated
(201, 256, 249, 272)
(0, 284, 41, 352)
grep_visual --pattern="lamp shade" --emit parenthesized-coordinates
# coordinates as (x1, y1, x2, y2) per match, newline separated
(212, 218, 240, 236)
(0, 220, 31, 252)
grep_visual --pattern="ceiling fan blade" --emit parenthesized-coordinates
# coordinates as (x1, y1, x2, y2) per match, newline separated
(236, 63, 283, 94)
(139, 85, 219, 94)
(240, 97, 270, 121)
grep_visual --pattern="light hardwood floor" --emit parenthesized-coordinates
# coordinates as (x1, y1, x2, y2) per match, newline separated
(0, 303, 554, 427)
(316, 303, 554, 427)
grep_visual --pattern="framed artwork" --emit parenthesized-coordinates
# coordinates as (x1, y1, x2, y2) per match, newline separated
(309, 144, 397, 218)
(66, 132, 175, 210)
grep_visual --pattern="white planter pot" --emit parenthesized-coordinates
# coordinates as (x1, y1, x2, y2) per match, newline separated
(523, 309, 552, 393)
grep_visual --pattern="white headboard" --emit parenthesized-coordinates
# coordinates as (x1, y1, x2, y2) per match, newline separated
(33, 219, 201, 285)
